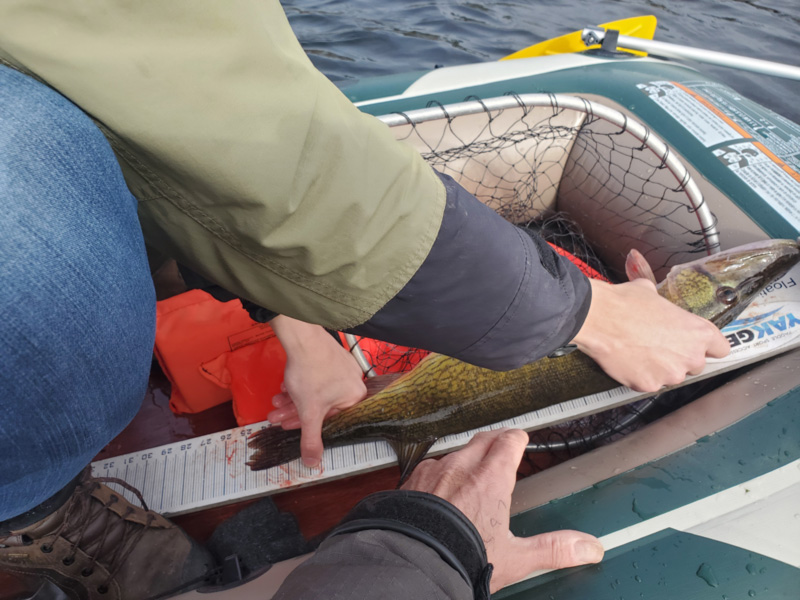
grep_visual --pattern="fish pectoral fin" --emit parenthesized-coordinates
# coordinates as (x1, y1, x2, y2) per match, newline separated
(625, 248, 658, 286)
(389, 438, 438, 486)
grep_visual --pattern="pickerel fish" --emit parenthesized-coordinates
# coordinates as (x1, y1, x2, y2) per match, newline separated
(247, 239, 800, 481)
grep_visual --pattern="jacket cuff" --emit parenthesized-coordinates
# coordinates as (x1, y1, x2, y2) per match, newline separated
(347, 172, 591, 370)
(329, 490, 492, 600)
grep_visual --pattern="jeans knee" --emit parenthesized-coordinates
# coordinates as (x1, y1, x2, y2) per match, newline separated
(0, 64, 155, 486)
(0, 66, 115, 178)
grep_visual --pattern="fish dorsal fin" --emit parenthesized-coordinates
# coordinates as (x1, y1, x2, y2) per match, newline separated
(625, 248, 658, 286)
(388, 438, 438, 486)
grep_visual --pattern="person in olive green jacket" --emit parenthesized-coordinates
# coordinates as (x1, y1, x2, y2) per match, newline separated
(0, 2, 729, 599)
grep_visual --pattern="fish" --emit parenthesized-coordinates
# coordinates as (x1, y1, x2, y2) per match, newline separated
(247, 238, 800, 481)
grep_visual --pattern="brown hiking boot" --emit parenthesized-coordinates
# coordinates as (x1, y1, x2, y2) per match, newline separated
(0, 469, 215, 600)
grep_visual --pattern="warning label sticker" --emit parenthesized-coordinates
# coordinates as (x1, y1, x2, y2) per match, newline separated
(637, 81, 742, 146)
(639, 80, 800, 233)
(681, 81, 800, 172)
(712, 142, 800, 231)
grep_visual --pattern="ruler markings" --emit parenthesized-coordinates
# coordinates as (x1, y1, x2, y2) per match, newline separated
(211, 445, 217, 503)
(170, 453, 179, 512)
(142, 460, 149, 506)
(201, 446, 206, 501)
(180, 454, 186, 507)
(222, 439, 227, 497)
(181, 451, 188, 509)
(184, 451, 191, 506)
(160, 455, 167, 510)
(196, 449, 202, 504)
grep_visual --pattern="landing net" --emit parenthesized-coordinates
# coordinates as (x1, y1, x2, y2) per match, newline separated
(345, 94, 721, 454)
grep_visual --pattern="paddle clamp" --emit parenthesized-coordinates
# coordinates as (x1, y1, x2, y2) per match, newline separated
(582, 26, 605, 47)
(582, 27, 619, 52)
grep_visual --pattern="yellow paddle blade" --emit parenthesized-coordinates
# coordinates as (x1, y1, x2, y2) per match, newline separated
(501, 15, 657, 61)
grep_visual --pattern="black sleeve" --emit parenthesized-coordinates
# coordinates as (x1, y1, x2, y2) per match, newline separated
(347, 171, 591, 370)
(272, 491, 491, 600)
(181, 172, 590, 370)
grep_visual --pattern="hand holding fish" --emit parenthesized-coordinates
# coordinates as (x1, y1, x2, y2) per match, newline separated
(402, 428, 604, 593)
(248, 240, 800, 479)
(268, 316, 367, 467)
(571, 250, 731, 393)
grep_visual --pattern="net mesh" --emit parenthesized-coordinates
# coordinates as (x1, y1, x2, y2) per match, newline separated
(346, 94, 719, 455)
(384, 94, 717, 279)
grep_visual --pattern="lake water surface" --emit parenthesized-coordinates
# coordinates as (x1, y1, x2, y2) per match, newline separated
(283, 0, 800, 123)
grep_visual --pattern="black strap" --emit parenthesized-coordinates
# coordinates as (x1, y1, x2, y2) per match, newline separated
(329, 491, 492, 599)
(177, 263, 279, 322)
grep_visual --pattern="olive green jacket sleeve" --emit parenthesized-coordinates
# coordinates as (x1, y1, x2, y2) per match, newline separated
(0, 0, 445, 330)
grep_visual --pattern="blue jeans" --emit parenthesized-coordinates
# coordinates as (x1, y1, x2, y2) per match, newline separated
(0, 66, 155, 520)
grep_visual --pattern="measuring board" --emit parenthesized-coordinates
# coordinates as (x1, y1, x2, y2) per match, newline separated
(91, 265, 800, 516)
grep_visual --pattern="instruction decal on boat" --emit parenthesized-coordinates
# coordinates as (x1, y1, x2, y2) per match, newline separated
(638, 80, 800, 233)
(637, 81, 743, 146)
(712, 141, 800, 231)
(679, 81, 800, 172)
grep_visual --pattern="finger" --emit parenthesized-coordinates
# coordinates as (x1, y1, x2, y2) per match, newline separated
(271, 393, 291, 408)
(299, 410, 326, 468)
(687, 364, 706, 377)
(281, 417, 302, 430)
(706, 325, 732, 358)
(687, 354, 708, 377)
(495, 531, 604, 591)
(517, 530, 604, 570)
(441, 429, 512, 469)
(267, 404, 299, 424)
(479, 429, 529, 494)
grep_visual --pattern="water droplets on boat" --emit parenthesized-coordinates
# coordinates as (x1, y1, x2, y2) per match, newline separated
(696, 562, 719, 588)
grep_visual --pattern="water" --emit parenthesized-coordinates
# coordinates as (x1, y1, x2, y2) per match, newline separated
(283, 0, 800, 123)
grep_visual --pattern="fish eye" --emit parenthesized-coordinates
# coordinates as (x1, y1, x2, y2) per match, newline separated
(716, 286, 738, 305)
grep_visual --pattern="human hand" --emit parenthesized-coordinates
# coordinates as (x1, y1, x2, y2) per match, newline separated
(571, 277, 730, 393)
(268, 316, 367, 467)
(401, 429, 604, 593)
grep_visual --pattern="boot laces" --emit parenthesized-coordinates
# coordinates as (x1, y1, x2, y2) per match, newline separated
(41, 475, 156, 593)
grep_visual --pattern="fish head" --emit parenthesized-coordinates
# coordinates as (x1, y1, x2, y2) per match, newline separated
(657, 238, 800, 328)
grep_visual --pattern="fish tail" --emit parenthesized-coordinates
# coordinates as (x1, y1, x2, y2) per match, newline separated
(246, 426, 302, 471)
